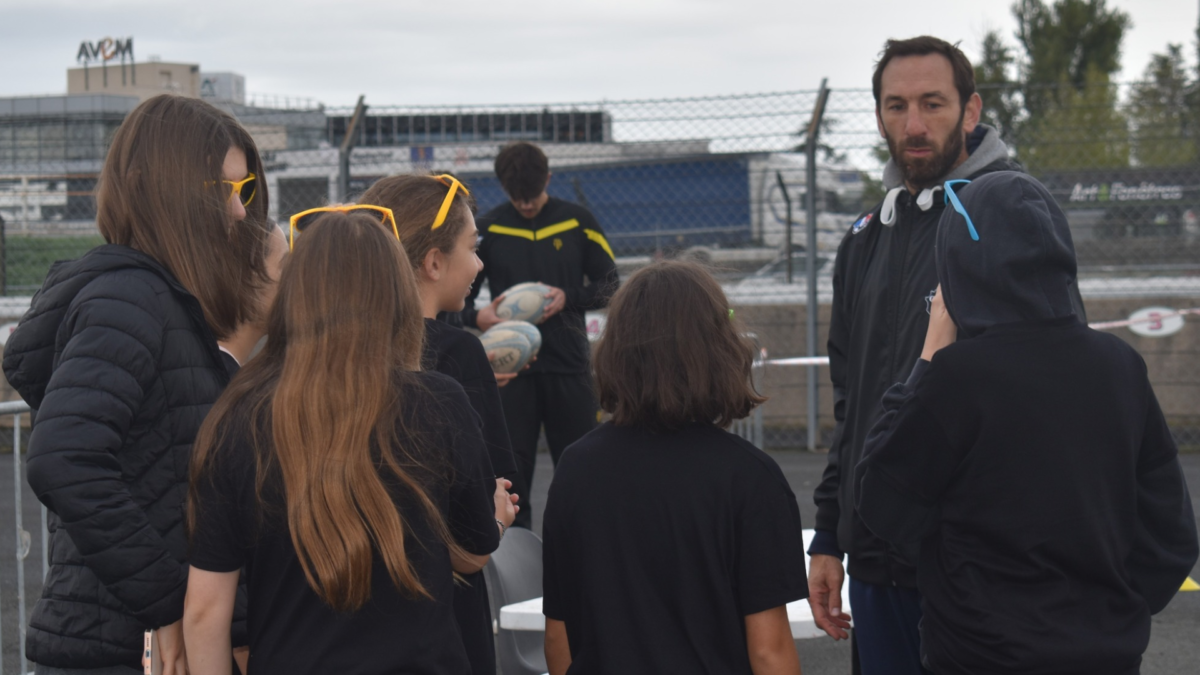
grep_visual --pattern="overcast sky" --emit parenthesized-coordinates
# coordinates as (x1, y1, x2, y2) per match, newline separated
(1, 0, 1195, 107)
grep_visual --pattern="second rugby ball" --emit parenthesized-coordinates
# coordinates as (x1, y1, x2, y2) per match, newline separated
(495, 282, 553, 323)
(479, 328, 534, 374)
(492, 320, 542, 357)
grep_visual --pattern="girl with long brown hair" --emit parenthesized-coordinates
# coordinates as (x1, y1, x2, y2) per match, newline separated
(360, 173, 520, 675)
(184, 211, 503, 674)
(3, 94, 272, 675)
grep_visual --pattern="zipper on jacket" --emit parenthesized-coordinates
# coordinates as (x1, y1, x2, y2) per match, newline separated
(885, 193, 914, 382)
(882, 192, 915, 586)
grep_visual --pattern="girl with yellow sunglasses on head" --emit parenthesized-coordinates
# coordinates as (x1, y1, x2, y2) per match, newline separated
(359, 174, 520, 675)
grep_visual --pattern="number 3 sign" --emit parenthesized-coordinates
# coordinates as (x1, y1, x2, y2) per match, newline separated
(1128, 307, 1185, 338)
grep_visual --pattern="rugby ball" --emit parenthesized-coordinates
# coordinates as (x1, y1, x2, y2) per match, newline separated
(492, 320, 542, 357)
(495, 282, 553, 323)
(478, 328, 534, 374)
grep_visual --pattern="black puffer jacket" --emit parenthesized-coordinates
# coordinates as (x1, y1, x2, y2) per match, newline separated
(3, 244, 230, 668)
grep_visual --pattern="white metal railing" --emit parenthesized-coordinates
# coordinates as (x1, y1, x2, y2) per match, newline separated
(730, 354, 831, 449)
(0, 398, 39, 675)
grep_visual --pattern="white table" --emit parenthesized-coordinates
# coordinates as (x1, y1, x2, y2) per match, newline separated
(499, 529, 852, 640)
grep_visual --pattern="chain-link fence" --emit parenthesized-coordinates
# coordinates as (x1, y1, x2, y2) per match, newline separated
(1, 81, 1198, 449)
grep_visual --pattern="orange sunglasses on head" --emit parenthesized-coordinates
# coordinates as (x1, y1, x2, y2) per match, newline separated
(432, 174, 470, 230)
(222, 173, 257, 207)
(287, 205, 399, 250)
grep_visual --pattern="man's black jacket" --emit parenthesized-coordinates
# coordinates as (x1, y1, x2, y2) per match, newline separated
(810, 127, 1087, 586)
(3, 245, 231, 668)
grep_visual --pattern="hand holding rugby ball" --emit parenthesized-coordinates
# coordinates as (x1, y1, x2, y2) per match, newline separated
(479, 321, 539, 374)
(492, 320, 542, 357)
(495, 282, 554, 324)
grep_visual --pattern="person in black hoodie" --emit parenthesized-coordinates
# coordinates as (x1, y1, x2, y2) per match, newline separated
(855, 171, 1199, 675)
(807, 36, 1085, 675)
(2, 94, 273, 674)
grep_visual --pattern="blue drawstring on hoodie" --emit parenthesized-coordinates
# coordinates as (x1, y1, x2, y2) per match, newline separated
(944, 179, 980, 241)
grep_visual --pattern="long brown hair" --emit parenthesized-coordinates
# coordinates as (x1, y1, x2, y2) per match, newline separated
(358, 174, 475, 270)
(191, 211, 462, 611)
(97, 94, 271, 340)
(593, 260, 766, 432)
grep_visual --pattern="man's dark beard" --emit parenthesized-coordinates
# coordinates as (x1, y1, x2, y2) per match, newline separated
(886, 107, 967, 190)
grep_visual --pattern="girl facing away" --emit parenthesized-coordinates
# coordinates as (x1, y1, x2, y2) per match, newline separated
(541, 260, 808, 675)
(359, 173, 520, 675)
(2, 94, 273, 674)
(184, 211, 505, 675)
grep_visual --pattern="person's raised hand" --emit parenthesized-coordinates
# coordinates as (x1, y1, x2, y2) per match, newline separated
(808, 554, 852, 640)
(921, 284, 957, 361)
(539, 285, 567, 322)
(477, 294, 505, 332)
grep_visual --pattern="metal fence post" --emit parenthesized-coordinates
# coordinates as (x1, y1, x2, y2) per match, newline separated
(804, 80, 830, 452)
(752, 355, 765, 449)
(0, 212, 7, 296)
(337, 95, 367, 202)
(776, 171, 793, 284)
(13, 414, 27, 672)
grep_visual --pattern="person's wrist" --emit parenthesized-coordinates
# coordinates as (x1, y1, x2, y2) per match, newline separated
(496, 519, 507, 539)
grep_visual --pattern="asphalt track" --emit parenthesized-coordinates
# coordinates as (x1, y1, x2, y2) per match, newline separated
(0, 451, 1194, 673)
(526, 449, 1200, 675)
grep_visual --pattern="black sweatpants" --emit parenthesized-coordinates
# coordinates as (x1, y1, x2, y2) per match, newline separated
(500, 372, 598, 529)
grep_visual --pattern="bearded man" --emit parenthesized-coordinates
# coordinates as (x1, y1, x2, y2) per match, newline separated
(806, 36, 1085, 675)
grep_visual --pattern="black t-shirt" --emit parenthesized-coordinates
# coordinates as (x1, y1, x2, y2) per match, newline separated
(464, 198, 619, 374)
(190, 371, 500, 675)
(542, 423, 809, 674)
(423, 317, 517, 478)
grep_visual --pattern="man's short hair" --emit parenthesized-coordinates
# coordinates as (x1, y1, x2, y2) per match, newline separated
(872, 36, 976, 112)
(494, 142, 549, 202)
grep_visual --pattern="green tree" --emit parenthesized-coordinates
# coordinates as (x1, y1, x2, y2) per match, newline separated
(1020, 67, 1130, 172)
(974, 29, 1023, 143)
(1007, 0, 1132, 170)
(1127, 44, 1197, 167)
(1012, 0, 1130, 115)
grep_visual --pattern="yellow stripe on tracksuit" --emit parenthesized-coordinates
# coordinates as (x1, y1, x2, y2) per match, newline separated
(535, 220, 580, 239)
(487, 218, 616, 260)
(583, 228, 615, 260)
(487, 225, 535, 240)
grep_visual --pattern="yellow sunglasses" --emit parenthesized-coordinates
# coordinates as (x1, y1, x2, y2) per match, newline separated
(287, 205, 400, 250)
(432, 174, 471, 230)
(222, 173, 257, 207)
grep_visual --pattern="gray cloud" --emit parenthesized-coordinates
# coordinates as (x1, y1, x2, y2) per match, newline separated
(1, 0, 1193, 106)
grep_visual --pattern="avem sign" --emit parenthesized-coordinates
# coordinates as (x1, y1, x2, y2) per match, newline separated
(76, 37, 134, 65)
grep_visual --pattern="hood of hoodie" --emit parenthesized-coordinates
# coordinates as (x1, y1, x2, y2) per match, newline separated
(2, 244, 199, 409)
(935, 171, 1078, 339)
(883, 124, 1011, 191)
